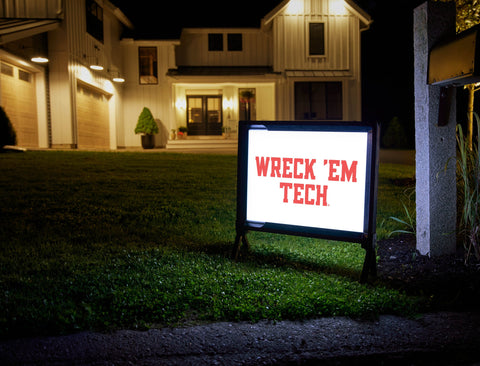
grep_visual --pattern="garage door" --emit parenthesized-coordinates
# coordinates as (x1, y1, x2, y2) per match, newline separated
(0, 61, 38, 148)
(76, 83, 110, 149)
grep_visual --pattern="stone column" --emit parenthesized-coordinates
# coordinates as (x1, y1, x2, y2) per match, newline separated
(414, 1, 457, 256)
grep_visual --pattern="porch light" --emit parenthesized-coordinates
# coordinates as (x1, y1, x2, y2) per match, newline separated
(330, 0, 347, 15)
(285, 0, 303, 15)
(175, 98, 186, 110)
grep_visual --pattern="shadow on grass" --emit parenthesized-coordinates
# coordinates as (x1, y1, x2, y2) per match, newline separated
(192, 240, 363, 282)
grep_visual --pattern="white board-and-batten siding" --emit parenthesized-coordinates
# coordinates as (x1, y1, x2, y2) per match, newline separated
(176, 28, 272, 67)
(48, 0, 125, 149)
(267, 0, 365, 121)
(120, 39, 179, 148)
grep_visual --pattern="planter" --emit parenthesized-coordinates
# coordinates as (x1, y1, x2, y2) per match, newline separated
(141, 134, 155, 149)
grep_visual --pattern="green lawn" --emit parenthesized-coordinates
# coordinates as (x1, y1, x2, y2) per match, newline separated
(0, 151, 416, 338)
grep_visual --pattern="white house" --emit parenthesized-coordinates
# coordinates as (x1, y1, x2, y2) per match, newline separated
(0, 0, 371, 150)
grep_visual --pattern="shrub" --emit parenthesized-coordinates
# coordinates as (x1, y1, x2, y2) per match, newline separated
(456, 113, 480, 263)
(134, 107, 159, 135)
(0, 106, 16, 148)
(382, 116, 408, 149)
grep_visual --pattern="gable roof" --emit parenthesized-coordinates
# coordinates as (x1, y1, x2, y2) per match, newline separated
(262, 0, 372, 30)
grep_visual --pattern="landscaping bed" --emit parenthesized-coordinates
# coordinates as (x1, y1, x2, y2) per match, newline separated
(377, 233, 480, 311)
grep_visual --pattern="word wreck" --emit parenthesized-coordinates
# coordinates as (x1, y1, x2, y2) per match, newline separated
(254, 156, 359, 206)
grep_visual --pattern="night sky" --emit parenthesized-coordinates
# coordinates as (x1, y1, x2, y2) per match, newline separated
(112, 0, 433, 143)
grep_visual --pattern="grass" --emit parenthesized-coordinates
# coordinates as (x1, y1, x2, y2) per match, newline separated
(0, 151, 417, 338)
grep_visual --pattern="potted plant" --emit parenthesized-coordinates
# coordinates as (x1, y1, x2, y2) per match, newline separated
(177, 126, 188, 139)
(135, 107, 159, 149)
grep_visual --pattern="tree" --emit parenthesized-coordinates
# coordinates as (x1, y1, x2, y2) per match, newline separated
(134, 107, 159, 135)
(435, 0, 480, 149)
(434, 0, 480, 32)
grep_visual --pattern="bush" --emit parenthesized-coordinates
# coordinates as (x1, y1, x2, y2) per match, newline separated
(0, 106, 16, 148)
(134, 107, 159, 135)
(382, 116, 408, 149)
(456, 113, 480, 264)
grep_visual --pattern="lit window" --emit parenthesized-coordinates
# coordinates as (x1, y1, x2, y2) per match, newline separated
(138, 47, 158, 85)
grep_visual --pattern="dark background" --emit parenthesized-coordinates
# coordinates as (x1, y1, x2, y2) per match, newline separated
(111, 0, 476, 148)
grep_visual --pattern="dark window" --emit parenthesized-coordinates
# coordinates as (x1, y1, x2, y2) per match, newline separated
(1, 62, 13, 77)
(208, 33, 223, 51)
(309, 23, 325, 56)
(86, 0, 103, 42)
(18, 69, 31, 83)
(295, 82, 342, 120)
(227, 33, 242, 51)
(138, 47, 158, 84)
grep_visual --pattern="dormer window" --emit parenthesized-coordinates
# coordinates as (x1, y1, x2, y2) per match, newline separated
(208, 34, 223, 51)
(308, 22, 325, 56)
(227, 33, 242, 51)
(208, 33, 243, 52)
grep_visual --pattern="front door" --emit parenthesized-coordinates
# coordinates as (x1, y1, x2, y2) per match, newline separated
(187, 95, 222, 136)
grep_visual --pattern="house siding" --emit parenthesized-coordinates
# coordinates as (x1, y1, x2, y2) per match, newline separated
(48, 0, 125, 149)
(0, 0, 370, 149)
(176, 28, 272, 67)
(270, 0, 364, 121)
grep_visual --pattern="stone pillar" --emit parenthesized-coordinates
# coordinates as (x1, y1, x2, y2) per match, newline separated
(414, 1, 457, 257)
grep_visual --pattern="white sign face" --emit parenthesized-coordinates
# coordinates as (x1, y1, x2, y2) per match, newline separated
(246, 129, 369, 233)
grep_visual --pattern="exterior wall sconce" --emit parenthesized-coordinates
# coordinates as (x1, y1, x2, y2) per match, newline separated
(31, 56, 49, 63)
(109, 69, 125, 83)
(90, 45, 103, 70)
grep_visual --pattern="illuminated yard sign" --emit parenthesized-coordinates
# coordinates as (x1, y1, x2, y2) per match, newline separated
(234, 121, 379, 282)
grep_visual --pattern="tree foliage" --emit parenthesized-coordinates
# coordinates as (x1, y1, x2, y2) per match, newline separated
(134, 107, 159, 135)
(0, 106, 17, 148)
(434, 0, 480, 32)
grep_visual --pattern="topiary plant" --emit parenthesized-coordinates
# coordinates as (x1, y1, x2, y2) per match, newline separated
(0, 106, 16, 148)
(135, 107, 159, 135)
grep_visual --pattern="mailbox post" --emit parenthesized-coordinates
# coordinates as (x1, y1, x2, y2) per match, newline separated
(415, 2, 480, 258)
(414, 1, 457, 257)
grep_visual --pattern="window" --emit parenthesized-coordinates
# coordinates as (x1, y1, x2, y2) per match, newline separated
(309, 23, 325, 56)
(208, 34, 223, 51)
(227, 33, 242, 51)
(138, 47, 158, 84)
(295, 82, 342, 120)
(18, 69, 32, 83)
(86, 0, 103, 42)
(1, 62, 13, 77)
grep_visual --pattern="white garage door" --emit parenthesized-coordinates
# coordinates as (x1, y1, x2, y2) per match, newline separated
(0, 61, 38, 148)
(76, 83, 110, 149)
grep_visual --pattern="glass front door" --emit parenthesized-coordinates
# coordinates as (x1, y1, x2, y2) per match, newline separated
(187, 95, 223, 135)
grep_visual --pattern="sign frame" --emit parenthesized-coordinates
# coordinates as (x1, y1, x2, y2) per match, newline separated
(233, 120, 380, 282)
